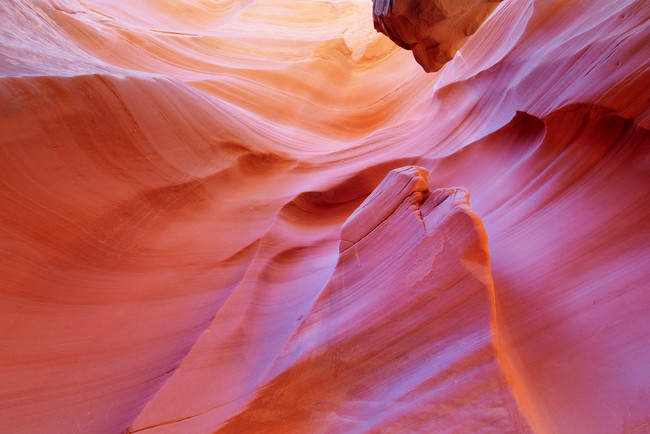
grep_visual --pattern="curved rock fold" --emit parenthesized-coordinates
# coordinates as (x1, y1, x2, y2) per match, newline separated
(1, 0, 648, 432)
(220, 167, 529, 432)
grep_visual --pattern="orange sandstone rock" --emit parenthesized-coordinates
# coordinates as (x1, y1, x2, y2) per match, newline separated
(373, 0, 504, 71)
(0, 0, 649, 433)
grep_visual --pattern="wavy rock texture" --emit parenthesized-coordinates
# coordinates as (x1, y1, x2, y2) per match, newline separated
(221, 169, 530, 432)
(1, 0, 649, 433)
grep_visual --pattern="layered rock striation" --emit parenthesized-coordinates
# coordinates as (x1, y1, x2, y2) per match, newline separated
(1, 0, 649, 433)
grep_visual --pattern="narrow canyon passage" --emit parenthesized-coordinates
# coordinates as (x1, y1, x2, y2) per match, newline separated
(1, 0, 648, 433)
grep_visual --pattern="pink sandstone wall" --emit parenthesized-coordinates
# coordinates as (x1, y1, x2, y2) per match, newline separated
(1, 0, 648, 432)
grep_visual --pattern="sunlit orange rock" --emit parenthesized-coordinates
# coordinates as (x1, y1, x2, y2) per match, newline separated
(0, 0, 649, 433)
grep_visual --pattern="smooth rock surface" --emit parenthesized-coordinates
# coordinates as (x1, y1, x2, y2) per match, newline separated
(1, 0, 648, 433)
(220, 168, 530, 432)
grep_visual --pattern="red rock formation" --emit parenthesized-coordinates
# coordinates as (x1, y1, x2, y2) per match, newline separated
(221, 168, 529, 432)
(373, 0, 503, 71)
(0, 0, 648, 433)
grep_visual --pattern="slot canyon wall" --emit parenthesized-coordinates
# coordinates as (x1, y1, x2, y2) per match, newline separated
(1, 0, 649, 433)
